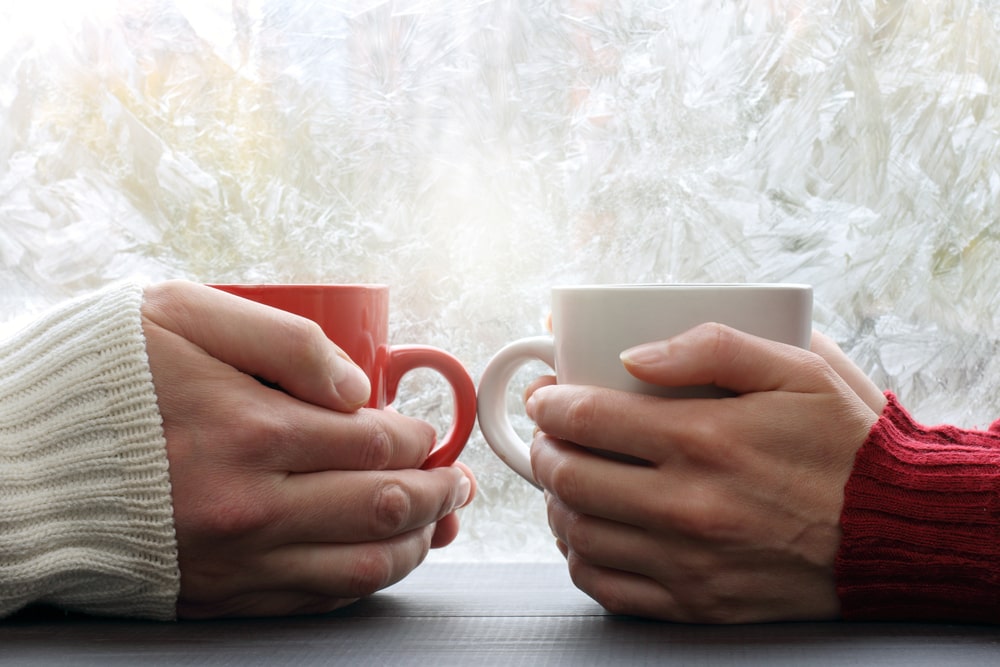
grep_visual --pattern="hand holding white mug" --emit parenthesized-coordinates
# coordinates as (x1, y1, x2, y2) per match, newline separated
(526, 323, 882, 623)
(477, 284, 814, 486)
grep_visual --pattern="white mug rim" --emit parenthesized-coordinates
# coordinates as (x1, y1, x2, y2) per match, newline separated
(553, 283, 811, 291)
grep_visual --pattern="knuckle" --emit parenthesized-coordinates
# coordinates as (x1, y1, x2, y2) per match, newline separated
(260, 407, 299, 444)
(647, 559, 740, 623)
(564, 554, 589, 591)
(248, 406, 304, 465)
(561, 513, 594, 560)
(704, 322, 741, 363)
(680, 587, 741, 624)
(360, 419, 394, 470)
(687, 321, 744, 371)
(583, 573, 632, 617)
(800, 351, 840, 386)
(597, 590, 633, 617)
(563, 390, 599, 434)
(357, 412, 431, 470)
(348, 544, 395, 597)
(675, 495, 740, 542)
(199, 489, 274, 539)
(371, 480, 412, 536)
(694, 320, 728, 345)
(142, 279, 187, 308)
(404, 417, 436, 460)
(685, 417, 726, 456)
(666, 414, 733, 470)
(547, 455, 582, 507)
(280, 316, 328, 364)
(142, 280, 200, 331)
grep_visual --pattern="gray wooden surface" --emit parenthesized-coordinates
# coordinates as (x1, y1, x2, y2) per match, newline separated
(2, 563, 997, 665)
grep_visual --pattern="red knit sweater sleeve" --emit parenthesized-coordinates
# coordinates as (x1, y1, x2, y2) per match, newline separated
(835, 392, 1000, 623)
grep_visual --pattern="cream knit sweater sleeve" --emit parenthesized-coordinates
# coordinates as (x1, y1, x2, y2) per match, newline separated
(0, 282, 180, 620)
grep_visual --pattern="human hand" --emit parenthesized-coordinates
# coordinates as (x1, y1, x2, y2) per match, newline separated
(141, 280, 476, 619)
(525, 323, 879, 623)
(525, 328, 886, 414)
(809, 330, 886, 414)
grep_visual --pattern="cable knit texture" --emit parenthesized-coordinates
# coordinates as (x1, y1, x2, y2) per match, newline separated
(836, 392, 1000, 623)
(0, 283, 179, 620)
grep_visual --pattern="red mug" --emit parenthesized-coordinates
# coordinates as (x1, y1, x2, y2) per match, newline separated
(210, 284, 476, 469)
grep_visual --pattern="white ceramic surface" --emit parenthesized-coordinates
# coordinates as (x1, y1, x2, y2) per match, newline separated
(477, 284, 813, 486)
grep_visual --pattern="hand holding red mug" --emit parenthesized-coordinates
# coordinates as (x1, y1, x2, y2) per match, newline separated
(142, 280, 476, 618)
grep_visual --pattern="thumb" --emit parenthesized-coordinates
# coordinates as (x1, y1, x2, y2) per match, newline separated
(142, 280, 371, 411)
(620, 322, 823, 395)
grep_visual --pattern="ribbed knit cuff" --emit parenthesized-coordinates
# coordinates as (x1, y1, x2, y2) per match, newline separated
(835, 392, 1000, 623)
(0, 283, 180, 620)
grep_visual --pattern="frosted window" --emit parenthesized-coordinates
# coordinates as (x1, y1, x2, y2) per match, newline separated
(2, 1, 999, 562)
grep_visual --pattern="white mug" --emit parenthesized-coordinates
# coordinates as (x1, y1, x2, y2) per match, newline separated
(476, 283, 813, 487)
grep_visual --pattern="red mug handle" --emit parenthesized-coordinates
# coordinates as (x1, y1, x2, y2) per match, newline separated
(382, 345, 477, 469)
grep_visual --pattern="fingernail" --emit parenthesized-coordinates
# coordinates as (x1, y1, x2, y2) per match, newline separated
(453, 473, 472, 509)
(525, 394, 537, 419)
(334, 361, 371, 408)
(620, 341, 665, 366)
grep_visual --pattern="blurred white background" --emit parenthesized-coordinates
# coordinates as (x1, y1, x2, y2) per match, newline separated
(2, 0, 999, 563)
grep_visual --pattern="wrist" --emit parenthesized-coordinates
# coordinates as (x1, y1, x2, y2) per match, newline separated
(835, 392, 1000, 623)
(0, 283, 180, 619)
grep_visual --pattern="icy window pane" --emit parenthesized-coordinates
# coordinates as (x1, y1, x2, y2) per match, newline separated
(2, 1, 999, 562)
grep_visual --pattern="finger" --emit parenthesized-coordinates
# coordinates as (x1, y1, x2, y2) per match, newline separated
(260, 405, 438, 473)
(562, 550, 678, 620)
(524, 374, 556, 402)
(531, 432, 684, 527)
(180, 524, 437, 616)
(430, 512, 460, 548)
(272, 465, 472, 543)
(178, 589, 357, 619)
(452, 461, 478, 508)
(810, 331, 887, 413)
(143, 280, 370, 411)
(563, 530, 839, 623)
(527, 383, 699, 464)
(431, 463, 477, 548)
(620, 322, 833, 396)
(265, 524, 437, 600)
(546, 493, 674, 580)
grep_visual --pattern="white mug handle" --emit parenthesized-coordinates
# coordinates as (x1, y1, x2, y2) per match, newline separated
(476, 336, 555, 489)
